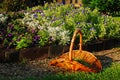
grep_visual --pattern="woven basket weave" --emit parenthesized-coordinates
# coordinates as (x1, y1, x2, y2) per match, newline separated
(49, 28, 102, 72)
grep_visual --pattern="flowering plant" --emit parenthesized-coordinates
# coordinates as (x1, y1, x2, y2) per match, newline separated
(21, 5, 71, 47)
(0, 13, 8, 44)
(1, 3, 120, 49)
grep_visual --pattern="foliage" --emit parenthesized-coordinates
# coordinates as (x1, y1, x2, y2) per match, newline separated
(3, 19, 30, 49)
(96, 0, 120, 16)
(21, 10, 70, 46)
(113, 17, 120, 22)
(82, 0, 92, 7)
(0, 0, 43, 12)
(7, 12, 25, 21)
(1, 0, 28, 12)
(22, 3, 120, 45)
(0, 13, 8, 44)
(1, 3, 120, 49)
(1, 5, 71, 49)
(82, 0, 120, 16)
(0, 0, 55, 12)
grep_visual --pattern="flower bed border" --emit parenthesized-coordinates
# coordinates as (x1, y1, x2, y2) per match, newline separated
(0, 39, 120, 62)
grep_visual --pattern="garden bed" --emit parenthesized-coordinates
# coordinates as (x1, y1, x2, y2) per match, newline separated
(1, 4, 120, 63)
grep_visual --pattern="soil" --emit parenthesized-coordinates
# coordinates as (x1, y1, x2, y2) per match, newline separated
(0, 47, 120, 79)
(94, 48, 120, 68)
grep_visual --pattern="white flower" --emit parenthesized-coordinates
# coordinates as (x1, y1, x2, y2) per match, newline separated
(59, 30, 70, 45)
(47, 27, 58, 41)
(0, 14, 8, 23)
(21, 11, 70, 45)
(47, 26, 70, 45)
(22, 12, 41, 30)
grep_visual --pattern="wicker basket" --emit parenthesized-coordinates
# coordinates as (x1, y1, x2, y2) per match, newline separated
(49, 28, 102, 72)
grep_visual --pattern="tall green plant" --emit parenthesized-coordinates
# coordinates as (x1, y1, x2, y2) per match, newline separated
(82, 0, 120, 16)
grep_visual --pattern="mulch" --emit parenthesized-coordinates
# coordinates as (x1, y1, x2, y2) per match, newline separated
(0, 48, 120, 79)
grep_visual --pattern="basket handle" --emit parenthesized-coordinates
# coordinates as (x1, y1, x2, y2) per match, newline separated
(69, 28, 83, 61)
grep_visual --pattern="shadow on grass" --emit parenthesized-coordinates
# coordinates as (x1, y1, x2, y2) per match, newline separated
(96, 55, 113, 69)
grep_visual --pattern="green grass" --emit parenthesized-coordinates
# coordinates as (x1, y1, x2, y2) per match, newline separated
(113, 17, 120, 22)
(42, 63, 120, 80)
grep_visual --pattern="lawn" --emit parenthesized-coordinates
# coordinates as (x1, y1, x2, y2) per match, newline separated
(1, 63, 118, 80)
(113, 17, 120, 22)
(43, 63, 120, 80)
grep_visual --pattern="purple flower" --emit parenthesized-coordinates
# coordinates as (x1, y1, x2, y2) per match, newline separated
(17, 38, 21, 41)
(71, 4, 74, 7)
(31, 29, 35, 33)
(82, 9, 84, 14)
(8, 33, 12, 37)
(7, 46, 10, 49)
(34, 9, 43, 13)
(80, 4, 82, 7)
(8, 23, 14, 30)
(49, 36, 53, 41)
(33, 35, 40, 41)
(33, 14, 38, 18)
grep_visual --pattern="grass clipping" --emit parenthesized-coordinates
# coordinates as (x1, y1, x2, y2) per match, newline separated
(73, 58, 93, 68)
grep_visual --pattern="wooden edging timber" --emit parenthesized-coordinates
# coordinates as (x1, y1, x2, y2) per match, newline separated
(0, 39, 119, 62)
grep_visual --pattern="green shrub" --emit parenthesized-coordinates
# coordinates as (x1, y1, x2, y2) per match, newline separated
(21, 3, 120, 44)
(2, 0, 27, 12)
(7, 12, 25, 21)
(97, 0, 120, 16)
(82, 0, 92, 7)
(82, 0, 120, 16)
(1, 3, 120, 49)
(0, 0, 60, 12)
